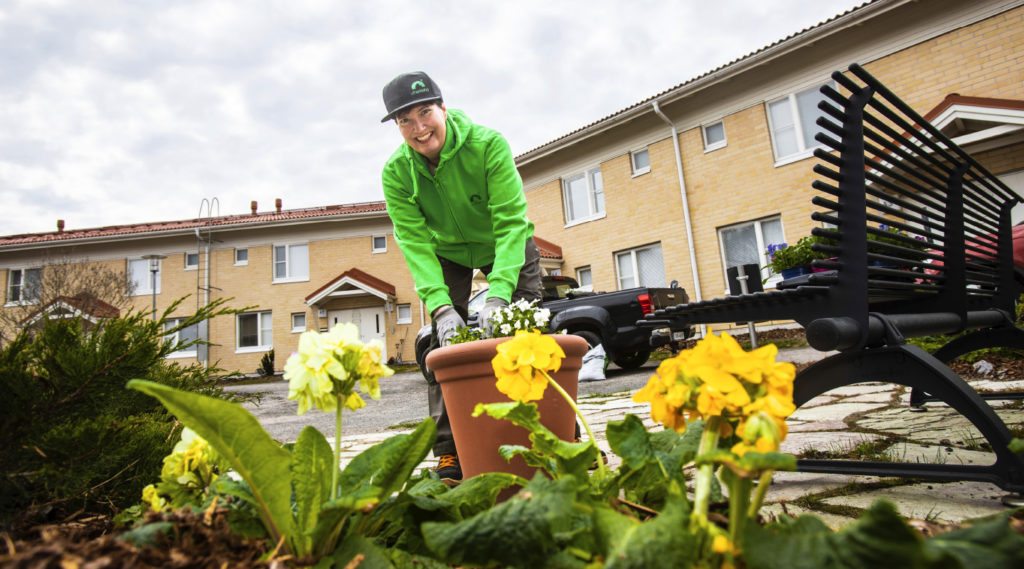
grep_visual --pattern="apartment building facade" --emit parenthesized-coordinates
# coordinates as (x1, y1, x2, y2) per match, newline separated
(517, 0, 1024, 320)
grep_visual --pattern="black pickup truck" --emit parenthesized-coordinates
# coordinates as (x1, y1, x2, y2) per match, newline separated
(414, 275, 693, 379)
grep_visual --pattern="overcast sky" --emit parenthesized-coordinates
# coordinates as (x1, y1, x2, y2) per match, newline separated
(0, 0, 864, 237)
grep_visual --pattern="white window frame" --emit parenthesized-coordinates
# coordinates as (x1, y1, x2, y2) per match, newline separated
(236, 310, 273, 353)
(165, 318, 198, 358)
(702, 120, 727, 152)
(291, 312, 306, 333)
(717, 215, 785, 289)
(396, 303, 412, 324)
(272, 243, 309, 283)
(614, 243, 666, 290)
(128, 258, 161, 296)
(575, 266, 593, 292)
(766, 81, 835, 165)
(234, 248, 249, 266)
(562, 166, 606, 226)
(630, 148, 651, 177)
(371, 235, 387, 253)
(6, 267, 42, 305)
(184, 252, 199, 271)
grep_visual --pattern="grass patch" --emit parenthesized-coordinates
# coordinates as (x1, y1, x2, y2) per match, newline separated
(800, 438, 895, 461)
(387, 421, 423, 431)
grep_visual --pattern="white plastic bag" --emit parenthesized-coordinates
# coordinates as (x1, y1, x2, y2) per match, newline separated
(579, 344, 607, 382)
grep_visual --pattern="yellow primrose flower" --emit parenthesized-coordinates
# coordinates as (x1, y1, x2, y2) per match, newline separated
(491, 330, 565, 402)
(142, 484, 168, 512)
(284, 329, 349, 414)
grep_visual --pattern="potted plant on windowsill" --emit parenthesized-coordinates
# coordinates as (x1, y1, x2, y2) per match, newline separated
(424, 300, 589, 491)
(765, 235, 825, 280)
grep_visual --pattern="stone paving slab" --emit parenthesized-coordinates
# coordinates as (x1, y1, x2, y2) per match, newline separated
(782, 431, 881, 455)
(763, 471, 880, 503)
(821, 481, 1009, 524)
(789, 402, 889, 422)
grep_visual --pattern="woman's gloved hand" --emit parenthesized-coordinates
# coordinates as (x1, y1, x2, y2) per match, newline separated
(433, 305, 466, 346)
(478, 297, 509, 338)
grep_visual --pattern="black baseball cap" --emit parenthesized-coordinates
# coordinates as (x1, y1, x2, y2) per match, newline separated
(381, 71, 443, 123)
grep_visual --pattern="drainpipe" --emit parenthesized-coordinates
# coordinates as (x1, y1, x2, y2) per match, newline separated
(651, 100, 705, 338)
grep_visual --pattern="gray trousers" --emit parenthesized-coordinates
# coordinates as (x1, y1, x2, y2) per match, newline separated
(429, 238, 542, 456)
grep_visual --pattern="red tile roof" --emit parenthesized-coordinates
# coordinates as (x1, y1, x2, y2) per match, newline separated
(533, 235, 562, 259)
(306, 267, 397, 302)
(0, 202, 389, 247)
(923, 94, 1024, 122)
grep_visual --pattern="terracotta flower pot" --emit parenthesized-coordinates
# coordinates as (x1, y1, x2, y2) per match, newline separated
(426, 334, 588, 485)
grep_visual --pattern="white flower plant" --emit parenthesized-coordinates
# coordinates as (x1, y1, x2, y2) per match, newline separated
(450, 298, 553, 344)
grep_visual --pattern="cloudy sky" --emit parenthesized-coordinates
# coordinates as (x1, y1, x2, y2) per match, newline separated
(0, 0, 864, 237)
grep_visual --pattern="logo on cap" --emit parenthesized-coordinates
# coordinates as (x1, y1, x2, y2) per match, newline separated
(410, 80, 429, 96)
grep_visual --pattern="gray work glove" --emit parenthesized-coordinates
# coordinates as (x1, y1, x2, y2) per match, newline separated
(433, 305, 466, 346)
(479, 297, 509, 338)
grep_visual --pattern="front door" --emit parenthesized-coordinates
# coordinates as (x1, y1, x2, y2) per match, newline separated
(327, 306, 387, 360)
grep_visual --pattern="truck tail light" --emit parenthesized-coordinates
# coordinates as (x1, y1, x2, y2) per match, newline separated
(637, 293, 653, 315)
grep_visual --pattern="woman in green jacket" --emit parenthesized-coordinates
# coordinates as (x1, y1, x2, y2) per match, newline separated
(381, 71, 542, 481)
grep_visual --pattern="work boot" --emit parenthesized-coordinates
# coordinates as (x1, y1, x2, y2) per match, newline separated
(435, 453, 462, 481)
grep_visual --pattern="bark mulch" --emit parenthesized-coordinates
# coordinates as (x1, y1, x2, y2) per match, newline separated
(1, 507, 278, 569)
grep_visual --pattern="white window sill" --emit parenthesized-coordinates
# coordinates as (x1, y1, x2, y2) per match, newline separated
(372, 249, 386, 254)
(185, 267, 198, 271)
(234, 261, 248, 266)
(272, 276, 310, 284)
(291, 327, 306, 333)
(704, 141, 727, 153)
(564, 212, 607, 229)
(773, 148, 817, 168)
(631, 167, 650, 178)
(166, 352, 198, 359)
(236, 346, 273, 354)
(396, 319, 412, 325)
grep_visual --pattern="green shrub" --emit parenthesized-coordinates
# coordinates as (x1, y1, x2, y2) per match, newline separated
(258, 349, 275, 376)
(0, 298, 240, 531)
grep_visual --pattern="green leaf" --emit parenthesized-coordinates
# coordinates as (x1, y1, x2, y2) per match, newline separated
(924, 511, 1024, 568)
(422, 476, 579, 567)
(605, 415, 698, 509)
(293, 426, 333, 543)
(337, 418, 435, 499)
(604, 493, 699, 569)
(126, 379, 295, 547)
(1009, 438, 1024, 455)
(116, 521, 173, 547)
(320, 532, 394, 569)
(476, 401, 596, 480)
(743, 500, 956, 569)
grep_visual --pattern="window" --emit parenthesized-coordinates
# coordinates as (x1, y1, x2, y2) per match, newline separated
(372, 235, 387, 253)
(165, 318, 198, 358)
(576, 266, 593, 292)
(630, 149, 650, 176)
(291, 312, 306, 333)
(766, 82, 833, 162)
(273, 243, 309, 282)
(237, 311, 272, 350)
(562, 167, 605, 225)
(718, 216, 785, 285)
(128, 258, 161, 296)
(703, 121, 726, 151)
(185, 253, 199, 270)
(234, 248, 248, 266)
(7, 268, 41, 304)
(396, 303, 412, 324)
(615, 243, 666, 289)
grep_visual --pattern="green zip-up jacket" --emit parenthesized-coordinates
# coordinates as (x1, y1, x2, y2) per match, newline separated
(382, 109, 534, 315)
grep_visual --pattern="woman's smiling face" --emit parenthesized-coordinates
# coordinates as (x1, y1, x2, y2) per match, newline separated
(396, 102, 447, 163)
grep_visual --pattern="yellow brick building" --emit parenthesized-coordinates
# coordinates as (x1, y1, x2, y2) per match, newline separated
(517, 0, 1024, 330)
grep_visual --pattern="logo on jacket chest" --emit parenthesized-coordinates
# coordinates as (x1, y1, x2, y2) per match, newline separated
(469, 194, 483, 205)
